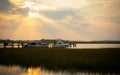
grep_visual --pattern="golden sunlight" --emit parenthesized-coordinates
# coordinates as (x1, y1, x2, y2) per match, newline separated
(28, 68, 40, 75)
(28, 12, 38, 18)
(23, 1, 39, 18)
(24, 2, 33, 8)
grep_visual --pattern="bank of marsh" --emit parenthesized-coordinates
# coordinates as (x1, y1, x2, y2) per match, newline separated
(0, 48, 120, 72)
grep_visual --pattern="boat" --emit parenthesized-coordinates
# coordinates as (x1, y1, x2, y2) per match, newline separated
(52, 40, 69, 48)
(23, 41, 48, 48)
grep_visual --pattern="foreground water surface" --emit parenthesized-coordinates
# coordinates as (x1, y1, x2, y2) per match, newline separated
(0, 65, 119, 75)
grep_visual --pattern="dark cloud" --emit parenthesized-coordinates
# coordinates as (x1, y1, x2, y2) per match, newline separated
(42, 9, 75, 19)
(13, 7, 30, 16)
(0, 0, 29, 16)
(0, 0, 13, 12)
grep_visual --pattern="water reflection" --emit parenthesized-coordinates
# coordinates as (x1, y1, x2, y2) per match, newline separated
(0, 65, 119, 75)
(1, 43, 120, 48)
(70, 44, 120, 49)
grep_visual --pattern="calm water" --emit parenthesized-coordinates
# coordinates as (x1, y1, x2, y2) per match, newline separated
(0, 65, 118, 75)
(0, 43, 22, 48)
(70, 44, 120, 49)
(0, 43, 120, 48)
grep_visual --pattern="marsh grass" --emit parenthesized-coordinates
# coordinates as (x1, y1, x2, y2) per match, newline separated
(0, 48, 120, 72)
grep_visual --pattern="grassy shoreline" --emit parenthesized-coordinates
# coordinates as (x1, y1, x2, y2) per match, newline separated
(0, 48, 120, 72)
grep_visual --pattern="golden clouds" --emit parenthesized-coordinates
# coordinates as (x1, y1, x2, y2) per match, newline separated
(0, 0, 120, 40)
(0, 12, 41, 40)
(8, 0, 90, 11)
(0, 13, 22, 27)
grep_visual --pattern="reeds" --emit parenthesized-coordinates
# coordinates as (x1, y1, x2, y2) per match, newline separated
(0, 48, 120, 72)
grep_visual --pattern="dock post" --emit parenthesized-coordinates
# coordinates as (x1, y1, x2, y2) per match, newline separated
(21, 43, 24, 48)
(69, 43, 72, 47)
(3, 43, 8, 48)
(18, 42, 20, 48)
(73, 44, 75, 47)
(11, 43, 14, 48)
(74, 43, 77, 47)
(73, 43, 77, 47)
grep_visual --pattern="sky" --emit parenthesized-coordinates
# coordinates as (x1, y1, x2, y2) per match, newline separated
(0, 0, 120, 41)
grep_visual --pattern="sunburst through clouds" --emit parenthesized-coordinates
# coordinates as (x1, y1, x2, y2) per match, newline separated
(0, 0, 120, 40)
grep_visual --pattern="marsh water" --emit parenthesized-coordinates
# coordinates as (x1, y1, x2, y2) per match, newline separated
(0, 65, 118, 75)
(70, 44, 120, 49)
(0, 44, 120, 75)
(0, 43, 120, 48)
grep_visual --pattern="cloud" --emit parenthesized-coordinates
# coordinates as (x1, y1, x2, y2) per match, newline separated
(12, 7, 30, 16)
(8, 0, 90, 11)
(0, 13, 22, 26)
(0, 0, 120, 40)
(42, 9, 75, 20)
(0, 0, 29, 16)
(9, 0, 23, 8)
(0, 0, 13, 12)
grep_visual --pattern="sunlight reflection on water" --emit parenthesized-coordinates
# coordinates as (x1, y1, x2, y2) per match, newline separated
(0, 65, 118, 75)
